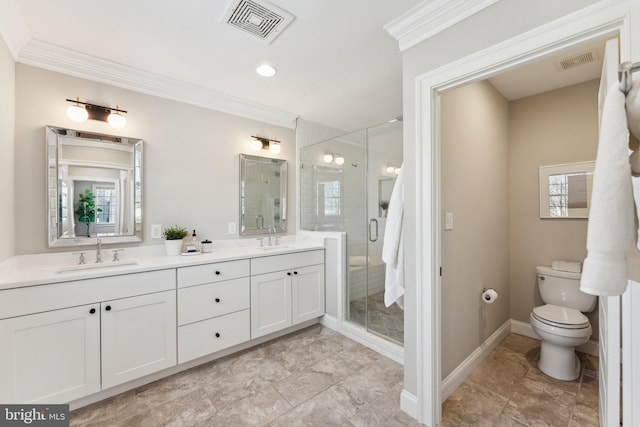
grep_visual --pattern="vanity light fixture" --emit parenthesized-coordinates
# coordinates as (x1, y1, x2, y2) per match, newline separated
(334, 155, 345, 166)
(65, 98, 128, 128)
(386, 165, 396, 174)
(323, 154, 334, 163)
(250, 135, 281, 154)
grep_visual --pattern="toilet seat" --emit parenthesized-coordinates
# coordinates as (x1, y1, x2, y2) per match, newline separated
(532, 304, 589, 329)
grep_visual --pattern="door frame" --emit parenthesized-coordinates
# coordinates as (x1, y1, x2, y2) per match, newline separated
(412, 2, 633, 425)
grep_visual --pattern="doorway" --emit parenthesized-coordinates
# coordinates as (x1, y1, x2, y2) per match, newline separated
(411, 8, 629, 426)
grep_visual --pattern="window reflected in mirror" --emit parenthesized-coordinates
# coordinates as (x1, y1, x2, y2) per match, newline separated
(539, 161, 595, 218)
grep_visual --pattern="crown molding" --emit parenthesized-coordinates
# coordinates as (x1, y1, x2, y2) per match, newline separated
(17, 39, 299, 129)
(384, 0, 499, 52)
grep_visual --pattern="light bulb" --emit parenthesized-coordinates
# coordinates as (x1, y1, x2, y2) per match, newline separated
(269, 142, 281, 154)
(394, 168, 400, 175)
(334, 156, 345, 165)
(67, 104, 88, 122)
(324, 154, 334, 163)
(250, 139, 263, 151)
(107, 111, 126, 128)
(386, 166, 395, 174)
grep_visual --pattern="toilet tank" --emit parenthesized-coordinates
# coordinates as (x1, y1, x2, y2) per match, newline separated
(536, 266, 597, 312)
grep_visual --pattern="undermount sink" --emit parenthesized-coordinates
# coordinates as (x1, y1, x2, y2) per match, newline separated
(56, 260, 138, 274)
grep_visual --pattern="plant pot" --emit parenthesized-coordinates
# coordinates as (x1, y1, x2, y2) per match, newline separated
(164, 239, 183, 256)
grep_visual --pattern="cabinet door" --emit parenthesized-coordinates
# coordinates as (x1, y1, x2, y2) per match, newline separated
(292, 264, 325, 324)
(250, 271, 292, 338)
(101, 290, 177, 389)
(0, 304, 100, 403)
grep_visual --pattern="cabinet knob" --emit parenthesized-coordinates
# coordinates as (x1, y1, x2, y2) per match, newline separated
(287, 272, 292, 276)
(215, 271, 221, 276)
(293, 271, 298, 275)
(215, 298, 221, 303)
(89, 308, 96, 314)
(215, 332, 221, 338)
(105, 305, 112, 311)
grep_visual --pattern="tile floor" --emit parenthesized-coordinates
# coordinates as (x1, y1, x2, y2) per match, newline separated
(349, 291, 404, 344)
(70, 324, 418, 427)
(70, 327, 599, 427)
(441, 333, 600, 427)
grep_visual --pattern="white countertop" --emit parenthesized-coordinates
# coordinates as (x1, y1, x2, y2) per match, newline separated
(0, 235, 325, 291)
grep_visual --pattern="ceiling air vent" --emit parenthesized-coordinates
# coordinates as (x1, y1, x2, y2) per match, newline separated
(223, 0, 294, 44)
(555, 50, 598, 71)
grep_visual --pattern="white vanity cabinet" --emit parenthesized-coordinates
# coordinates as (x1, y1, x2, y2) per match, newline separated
(177, 259, 251, 363)
(0, 304, 101, 404)
(250, 250, 325, 338)
(101, 290, 177, 389)
(0, 269, 176, 403)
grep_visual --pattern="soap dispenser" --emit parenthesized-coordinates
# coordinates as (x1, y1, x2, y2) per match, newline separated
(183, 230, 201, 254)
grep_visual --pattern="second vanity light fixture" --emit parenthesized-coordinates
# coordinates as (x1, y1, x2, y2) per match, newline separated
(323, 153, 344, 165)
(250, 135, 281, 154)
(66, 97, 127, 129)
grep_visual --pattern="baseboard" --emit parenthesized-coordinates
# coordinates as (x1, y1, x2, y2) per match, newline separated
(320, 314, 339, 331)
(510, 319, 599, 357)
(441, 319, 511, 401)
(400, 389, 418, 420)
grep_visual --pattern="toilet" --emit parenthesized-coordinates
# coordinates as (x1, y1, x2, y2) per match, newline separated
(530, 265, 596, 381)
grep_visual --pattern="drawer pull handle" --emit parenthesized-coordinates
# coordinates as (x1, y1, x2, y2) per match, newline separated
(215, 332, 221, 338)
(215, 298, 221, 303)
(105, 305, 112, 311)
(215, 271, 221, 276)
(89, 308, 96, 314)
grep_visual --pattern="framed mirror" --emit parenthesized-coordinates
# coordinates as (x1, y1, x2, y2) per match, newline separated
(539, 161, 595, 219)
(239, 154, 287, 235)
(47, 126, 143, 247)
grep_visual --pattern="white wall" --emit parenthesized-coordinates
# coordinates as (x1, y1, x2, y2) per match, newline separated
(14, 64, 296, 254)
(400, 0, 602, 400)
(440, 81, 510, 378)
(0, 35, 15, 262)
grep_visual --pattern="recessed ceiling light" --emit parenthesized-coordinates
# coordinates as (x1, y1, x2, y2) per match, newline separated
(256, 64, 277, 77)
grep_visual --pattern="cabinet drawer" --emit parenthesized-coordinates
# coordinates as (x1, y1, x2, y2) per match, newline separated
(178, 309, 250, 364)
(251, 250, 324, 275)
(178, 278, 249, 326)
(177, 260, 250, 288)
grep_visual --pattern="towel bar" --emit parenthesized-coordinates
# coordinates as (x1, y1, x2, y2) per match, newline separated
(619, 61, 640, 94)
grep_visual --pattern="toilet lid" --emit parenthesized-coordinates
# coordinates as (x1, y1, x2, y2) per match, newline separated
(532, 304, 589, 328)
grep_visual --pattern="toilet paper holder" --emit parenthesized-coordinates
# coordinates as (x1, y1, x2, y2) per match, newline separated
(481, 287, 499, 303)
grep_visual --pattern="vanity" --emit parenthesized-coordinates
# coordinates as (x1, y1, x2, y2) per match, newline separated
(0, 243, 325, 406)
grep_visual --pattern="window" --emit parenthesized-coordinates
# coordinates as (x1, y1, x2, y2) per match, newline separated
(317, 180, 341, 217)
(93, 185, 117, 224)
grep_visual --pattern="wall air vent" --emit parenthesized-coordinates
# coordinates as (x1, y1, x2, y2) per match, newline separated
(223, 0, 294, 44)
(555, 50, 598, 71)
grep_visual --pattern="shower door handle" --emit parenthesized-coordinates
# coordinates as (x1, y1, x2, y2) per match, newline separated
(369, 218, 378, 242)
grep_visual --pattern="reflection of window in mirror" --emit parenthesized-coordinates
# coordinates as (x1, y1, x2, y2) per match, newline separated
(317, 180, 341, 217)
(539, 161, 594, 219)
(93, 184, 117, 224)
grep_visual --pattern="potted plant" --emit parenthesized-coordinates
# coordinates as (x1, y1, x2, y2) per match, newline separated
(163, 225, 188, 256)
(75, 189, 102, 237)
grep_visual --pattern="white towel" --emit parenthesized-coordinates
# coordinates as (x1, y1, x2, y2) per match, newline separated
(580, 82, 634, 296)
(382, 164, 404, 308)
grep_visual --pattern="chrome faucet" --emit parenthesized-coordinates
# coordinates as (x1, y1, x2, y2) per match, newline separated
(95, 236, 103, 263)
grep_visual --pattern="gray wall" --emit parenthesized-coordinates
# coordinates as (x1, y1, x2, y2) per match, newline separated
(14, 64, 296, 254)
(401, 0, 601, 399)
(509, 79, 599, 339)
(440, 80, 510, 379)
(0, 35, 15, 262)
